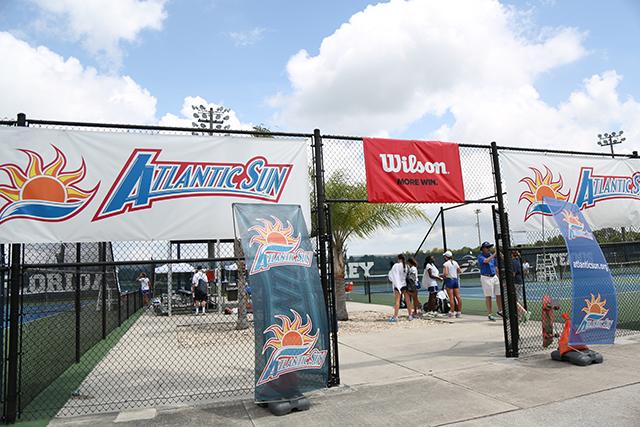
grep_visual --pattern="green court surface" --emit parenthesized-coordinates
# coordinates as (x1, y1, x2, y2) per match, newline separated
(13, 299, 142, 425)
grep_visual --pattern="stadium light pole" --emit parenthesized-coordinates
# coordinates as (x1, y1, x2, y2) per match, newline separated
(474, 209, 482, 246)
(597, 131, 625, 158)
(191, 104, 231, 135)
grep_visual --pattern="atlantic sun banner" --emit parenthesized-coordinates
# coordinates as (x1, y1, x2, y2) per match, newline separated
(0, 127, 309, 243)
(546, 198, 617, 345)
(233, 203, 329, 402)
(363, 138, 465, 203)
(502, 151, 640, 233)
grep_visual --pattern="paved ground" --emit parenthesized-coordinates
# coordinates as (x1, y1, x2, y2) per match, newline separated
(58, 308, 255, 417)
(49, 302, 640, 426)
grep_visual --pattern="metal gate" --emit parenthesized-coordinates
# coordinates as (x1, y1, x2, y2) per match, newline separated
(0, 116, 340, 423)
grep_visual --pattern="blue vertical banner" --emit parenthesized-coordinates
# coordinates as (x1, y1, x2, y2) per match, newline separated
(545, 198, 617, 345)
(233, 203, 329, 402)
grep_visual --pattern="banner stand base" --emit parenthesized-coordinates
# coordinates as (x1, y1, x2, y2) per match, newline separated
(551, 349, 604, 366)
(265, 396, 310, 416)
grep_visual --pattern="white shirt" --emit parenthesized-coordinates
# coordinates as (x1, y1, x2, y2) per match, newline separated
(424, 263, 439, 287)
(138, 277, 150, 291)
(388, 262, 407, 291)
(192, 270, 207, 286)
(443, 260, 460, 279)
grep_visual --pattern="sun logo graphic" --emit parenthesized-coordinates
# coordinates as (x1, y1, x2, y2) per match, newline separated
(248, 216, 313, 275)
(257, 309, 327, 386)
(576, 293, 613, 334)
(519, 166, 570, 220)
(0, 147, 98, 225)
(561, 210, 593, 240)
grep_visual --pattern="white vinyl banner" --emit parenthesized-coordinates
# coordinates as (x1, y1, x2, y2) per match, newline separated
(502, 151, 640, 233)
(0, 127, 310, 243)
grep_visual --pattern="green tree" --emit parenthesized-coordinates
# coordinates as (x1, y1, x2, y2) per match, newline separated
(326, 171, 428, 320)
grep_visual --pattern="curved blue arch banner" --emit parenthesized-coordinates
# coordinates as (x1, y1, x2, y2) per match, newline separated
(233, 203, 329, 403)
(545, 198, 617, 345)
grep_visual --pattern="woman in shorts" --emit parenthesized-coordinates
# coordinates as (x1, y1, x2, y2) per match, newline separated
(388, 254, 413, 322)
(423, 255, 443, 316)
(406, 258, 421, 318)
(442, 251, 462, 318)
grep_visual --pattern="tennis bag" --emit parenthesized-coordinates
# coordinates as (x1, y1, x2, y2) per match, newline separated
(197, 278, 208, 294)
(436, 290, 450, 314)
(405, 269, 417, 292)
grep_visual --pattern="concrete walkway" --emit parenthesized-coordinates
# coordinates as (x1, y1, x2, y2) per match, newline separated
(49, 302, 640, 426)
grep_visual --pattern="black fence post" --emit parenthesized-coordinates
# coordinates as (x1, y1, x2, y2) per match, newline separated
(126, 293, 130, 319)
(490, 142, 519, 357)
(5, 244, 22, 424)
(100, 242, 107, 340)
(366, 277, 371, 304)
(5, 113, 27, 423)
(117, 290, 122, 326)
(75, 243, 81, 363)
(440, 207, 447, 251)
(313, 129, 340, 387)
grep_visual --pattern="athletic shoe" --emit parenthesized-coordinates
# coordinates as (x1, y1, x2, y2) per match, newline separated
(455, 312, 462, 318)
(523, 311, 531, 323)
(488, 314, 497, 321)
(408, 315, 414, 321)
(447, 312, 453, 318)
(388, 316, 398, 323)
(497, 311, 504, 318)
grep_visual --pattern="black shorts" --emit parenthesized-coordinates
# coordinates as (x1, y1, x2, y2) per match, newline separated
(194, 290, 208, 302)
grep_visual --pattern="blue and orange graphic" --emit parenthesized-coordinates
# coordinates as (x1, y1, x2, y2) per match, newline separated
(93, 150, 292, 221)
(575, 293, 613, 335)
(257, 309, 327, 386)
(519, 166, 570, 220)
(561, 209, 593, 240)
(0, 147, 98, 225)
(248, 216, 313, 275)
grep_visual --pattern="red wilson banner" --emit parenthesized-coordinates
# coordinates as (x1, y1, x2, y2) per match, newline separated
(363, 138, 465, 203)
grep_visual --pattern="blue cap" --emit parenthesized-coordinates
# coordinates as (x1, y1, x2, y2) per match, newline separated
(481, 241, 493, 248)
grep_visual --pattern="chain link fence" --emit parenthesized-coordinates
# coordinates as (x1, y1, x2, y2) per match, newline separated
(0, 119, 337, 422)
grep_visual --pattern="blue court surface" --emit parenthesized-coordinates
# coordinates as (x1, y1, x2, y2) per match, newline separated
(3, 301, 97, 325)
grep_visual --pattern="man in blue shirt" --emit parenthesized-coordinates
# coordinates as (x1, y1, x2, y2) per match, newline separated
(477, 242, 503, 321)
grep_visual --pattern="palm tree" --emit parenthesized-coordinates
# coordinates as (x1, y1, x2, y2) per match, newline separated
(325, 171, 429, 320)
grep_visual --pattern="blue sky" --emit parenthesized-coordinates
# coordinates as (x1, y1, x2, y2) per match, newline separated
(2, 0, 638, 138)
(1, 0, 639, 254)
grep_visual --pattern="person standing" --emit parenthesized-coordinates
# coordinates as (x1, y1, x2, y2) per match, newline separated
(191, 266, 209, 315)
(137, 272, 151, 307)
(423, 255, 443, 316)
(442, 251, 462, 318)
(388, 254, 413, 322)
(478, 242, 503, 321)
(406, 258, 421, 318)
(512, 250, 531, 323)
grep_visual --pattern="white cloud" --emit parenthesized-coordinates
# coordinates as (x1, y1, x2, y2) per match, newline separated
(31, 0, 168, 68)
(228, 27, 266, 47)
(271, 0, 640, 255)
(270, 0, 591, 138)
(0, 32, 157, 123)
(159, 96, 253, 131)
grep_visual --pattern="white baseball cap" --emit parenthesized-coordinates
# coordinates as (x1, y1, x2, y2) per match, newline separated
(443, 250, 453, 258)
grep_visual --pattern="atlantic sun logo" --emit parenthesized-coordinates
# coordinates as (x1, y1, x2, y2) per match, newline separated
(519, 166, 570, 220)
(576, 293, 613, 335)
(257, 309, 327, 386)
(248, 216, 313, 275)
(560, 210, 593, 240)
(0, 147, 98, 225)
